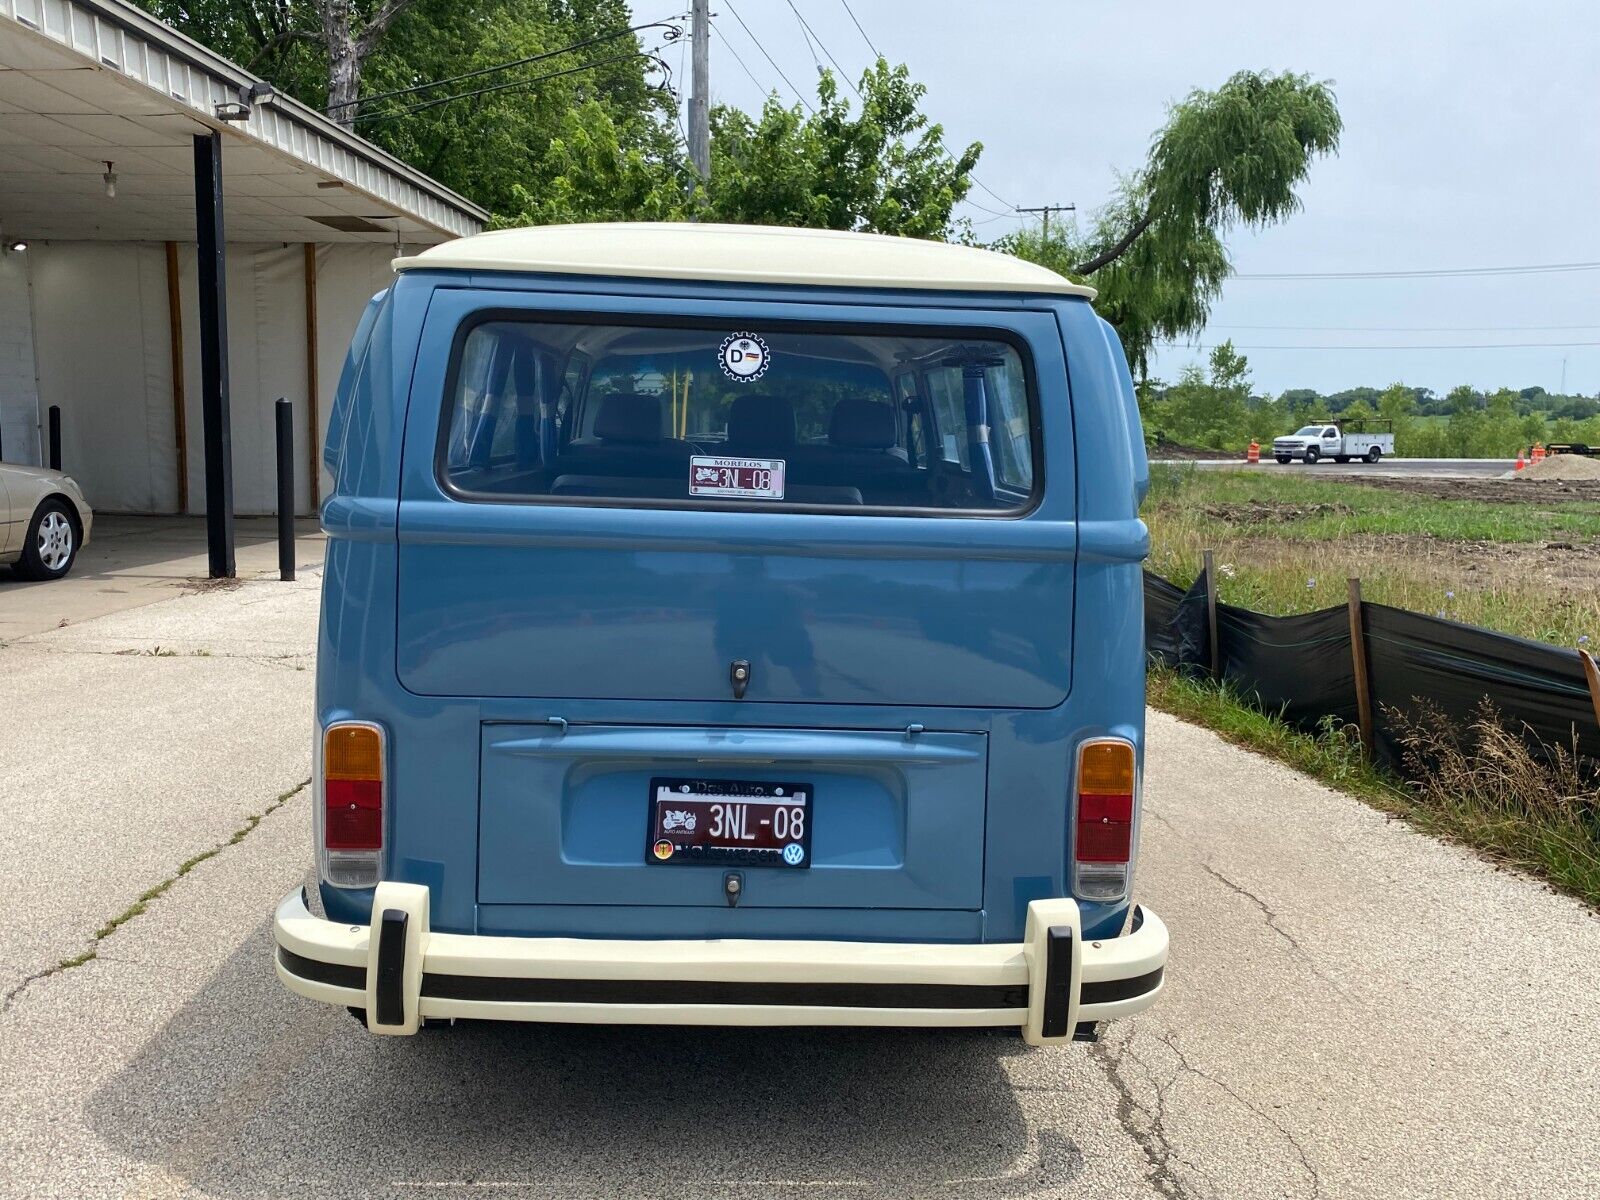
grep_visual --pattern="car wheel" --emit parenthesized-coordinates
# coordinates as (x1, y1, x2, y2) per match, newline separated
(1275, 455, 1291, 464)
(1303, 447, 1320, 464)
(1366, 446, 1382, 464)
(15, 498, 78, 581)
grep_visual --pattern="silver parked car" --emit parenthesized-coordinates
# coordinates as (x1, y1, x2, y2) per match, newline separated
(0, 463, 93, 580)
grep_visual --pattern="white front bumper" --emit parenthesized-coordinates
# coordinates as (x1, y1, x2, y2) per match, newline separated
(274, 884, 1168, 1046)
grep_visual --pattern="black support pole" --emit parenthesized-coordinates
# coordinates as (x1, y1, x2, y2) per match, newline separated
(47, 405, 61, 471)
(275, 398, 295, 581)
(193, 130, 235, 579)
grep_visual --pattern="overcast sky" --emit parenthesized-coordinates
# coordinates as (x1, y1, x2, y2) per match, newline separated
(629, 0, 1600, 397)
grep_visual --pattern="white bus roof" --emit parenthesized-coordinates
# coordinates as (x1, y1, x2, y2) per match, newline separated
(393, 222, 1096, 298)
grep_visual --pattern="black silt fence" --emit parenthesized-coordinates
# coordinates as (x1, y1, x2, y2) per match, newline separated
(1145, 570, 1600, 773)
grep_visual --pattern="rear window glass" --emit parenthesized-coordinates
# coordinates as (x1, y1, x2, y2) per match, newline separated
(440, 320, 1038, 513)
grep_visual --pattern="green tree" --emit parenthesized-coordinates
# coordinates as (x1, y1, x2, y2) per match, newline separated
(702, 61, 979, 236)
(1148, 341, 1254, 450)
(996, 70, 1341, 373)
(1376, 381, 1417, 444)
(136, 0, 678, 217)
(501, 59, 983, 235)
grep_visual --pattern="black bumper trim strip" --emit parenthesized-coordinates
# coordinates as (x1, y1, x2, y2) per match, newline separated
(1040, 925, 1074, 1038)
(421, 974, 1030, 1011)
(374, 909, 409, 1026)
(277, 946, 365, 991)
(1081, 966, 1164, 1005)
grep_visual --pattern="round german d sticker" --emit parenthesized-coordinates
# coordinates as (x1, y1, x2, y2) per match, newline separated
(653, 839, 675, 861)
(719, 332, 769, 382)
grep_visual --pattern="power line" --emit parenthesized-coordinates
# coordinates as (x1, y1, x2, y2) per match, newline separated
(965, 209, 1028, 227)
(970, 175, 1021, 214)
(1232, 261, 1600, 281)
(838, 0, 880, 58)
(784, 0, 860, 96)
(360, 52, 660, 123)
(335, 19, 683, 114)
(711, 20, 766, 94)
(723, 0, 815, 113)
(783, 0, 827, 80)
(673, 11, 691, 146)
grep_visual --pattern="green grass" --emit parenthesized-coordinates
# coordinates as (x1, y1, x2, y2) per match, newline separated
(1146, 464, 1600, 542)
(1143, 465, 1600, 646)
(1148, 667, 1406, 808)
(1149, 667, 1600, 908)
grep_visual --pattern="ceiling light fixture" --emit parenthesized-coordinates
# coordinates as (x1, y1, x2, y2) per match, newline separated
(102, 161, 117, 198)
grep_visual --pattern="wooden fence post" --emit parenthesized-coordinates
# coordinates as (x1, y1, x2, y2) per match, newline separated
(1347, 577, 1375, 758)
(1580, 648, 1600, 733)
(1203, 548, 1220, 680)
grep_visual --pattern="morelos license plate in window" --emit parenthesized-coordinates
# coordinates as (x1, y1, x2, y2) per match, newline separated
(689, 456, 786, 500)
(648, 778, 812, 868)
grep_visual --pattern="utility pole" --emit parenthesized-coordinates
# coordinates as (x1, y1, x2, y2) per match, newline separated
(1016, 203, 1075, 239)
(689, 0, 710, 181)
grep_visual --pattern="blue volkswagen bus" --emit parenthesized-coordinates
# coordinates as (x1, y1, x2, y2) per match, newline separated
(274, 223, 1167, 1045)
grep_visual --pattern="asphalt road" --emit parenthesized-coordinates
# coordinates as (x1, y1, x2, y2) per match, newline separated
(2, 559, 1598, 1198)
(1150, 456, 1517, 479)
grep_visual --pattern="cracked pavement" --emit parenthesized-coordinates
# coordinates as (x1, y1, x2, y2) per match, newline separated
(3, 535, 1599, 1197)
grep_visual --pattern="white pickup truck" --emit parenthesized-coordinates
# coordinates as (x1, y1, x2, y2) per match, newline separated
(1272, 421, 1395, 465)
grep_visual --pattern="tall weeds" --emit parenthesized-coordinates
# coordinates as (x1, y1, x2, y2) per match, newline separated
(1388, 700, 1600, 901)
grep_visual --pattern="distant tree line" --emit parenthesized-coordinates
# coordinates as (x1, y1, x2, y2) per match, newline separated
(1141, 343, 1600, 457)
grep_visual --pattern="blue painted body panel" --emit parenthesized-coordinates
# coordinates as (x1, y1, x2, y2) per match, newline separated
(315, 269, 1149, 946)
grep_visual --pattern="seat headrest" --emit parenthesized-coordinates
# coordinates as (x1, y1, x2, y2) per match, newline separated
(593, 393, 662, 444)
(726, 395, 796, 451)
(828, 399, 898, 450)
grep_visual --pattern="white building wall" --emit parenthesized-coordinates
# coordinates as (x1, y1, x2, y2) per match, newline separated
(0, 249, 41, 467)
(29, 242, 176, 512)
(25, 240, 406, 515)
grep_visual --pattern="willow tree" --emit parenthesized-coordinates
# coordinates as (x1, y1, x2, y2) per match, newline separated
(995, 70, 1342, 374)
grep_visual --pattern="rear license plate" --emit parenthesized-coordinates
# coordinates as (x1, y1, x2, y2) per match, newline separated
(689, 456, 786, 500)
(647, 777, 812, 868)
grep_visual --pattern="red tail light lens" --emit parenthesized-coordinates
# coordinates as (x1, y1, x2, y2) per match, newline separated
(1076, 791, 1134, 862)
(323, 724, 383, 852)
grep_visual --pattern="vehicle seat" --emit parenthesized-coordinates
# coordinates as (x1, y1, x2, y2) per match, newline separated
(726, 395, 796, 454)
(829, 398, 909, 462)
(556, 392, 689, 480)
(798, 398, 922, 502)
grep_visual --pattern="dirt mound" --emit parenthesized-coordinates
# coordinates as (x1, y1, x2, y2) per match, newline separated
(1514, 453, 1600, 481)
(1350, 475, 1600, 504)
(1202, 500, 1353, 525)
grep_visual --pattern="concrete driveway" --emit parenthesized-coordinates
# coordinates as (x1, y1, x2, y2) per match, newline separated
(0, 514, 325, 640)
(1, 573, 1597, 1198)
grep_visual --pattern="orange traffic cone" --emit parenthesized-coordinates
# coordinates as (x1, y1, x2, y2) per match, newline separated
(1514, 450, 1526, 471)
(1532, 443, 1546, 464)
(1246, 440, 1260, 464)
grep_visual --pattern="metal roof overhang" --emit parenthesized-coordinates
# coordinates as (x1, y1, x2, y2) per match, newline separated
(0, 0, 488, 244)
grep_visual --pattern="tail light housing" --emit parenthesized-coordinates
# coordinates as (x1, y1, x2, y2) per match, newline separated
(1074, 737, 1136, 901)
(319, 721, 385, 888)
